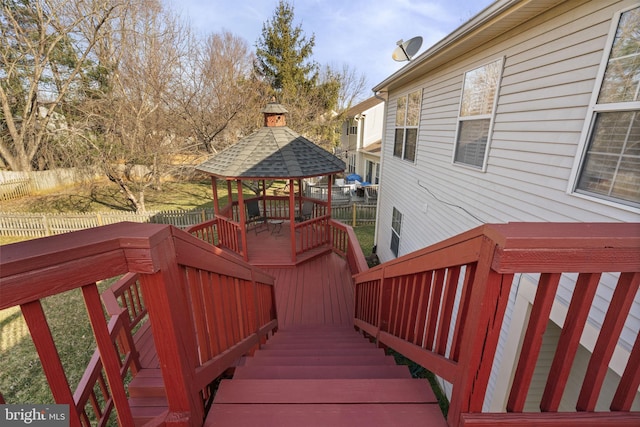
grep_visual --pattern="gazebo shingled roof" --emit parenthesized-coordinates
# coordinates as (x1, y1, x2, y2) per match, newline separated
(196, 102, 345, 179)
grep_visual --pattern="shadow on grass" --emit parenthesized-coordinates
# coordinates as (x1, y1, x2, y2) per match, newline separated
(389, 349, 450, 417)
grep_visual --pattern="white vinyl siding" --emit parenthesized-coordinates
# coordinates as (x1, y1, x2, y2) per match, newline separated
(524, 321, 640, 412)
(374, 0, 640, 408)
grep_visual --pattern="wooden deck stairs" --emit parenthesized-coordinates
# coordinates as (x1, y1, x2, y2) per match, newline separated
(128, 369, 167, 426)
(204, 326, 447, 427)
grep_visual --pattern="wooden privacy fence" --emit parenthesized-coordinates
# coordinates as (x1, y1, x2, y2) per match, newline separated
(0, 168, 91, 200)
(332, 203, 377, 226)
(0, 209, 216, 237)
(0, 179, 32, 201)
(0, 204, 377, 237)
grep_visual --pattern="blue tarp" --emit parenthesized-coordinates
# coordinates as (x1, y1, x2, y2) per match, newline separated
(346, 173, 362, 182)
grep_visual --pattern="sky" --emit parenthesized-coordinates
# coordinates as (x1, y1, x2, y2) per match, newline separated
(162, 0, 495, 97)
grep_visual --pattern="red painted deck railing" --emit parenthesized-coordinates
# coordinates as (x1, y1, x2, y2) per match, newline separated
(353, 222, 640, 427)
(329, 219, 369, 275)
(0, 222, 277, 427)
(195, 196, 336, 262)
(186, 218, 218, 246)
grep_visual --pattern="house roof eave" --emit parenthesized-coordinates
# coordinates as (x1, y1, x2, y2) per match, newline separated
(372, 0, 563, 94)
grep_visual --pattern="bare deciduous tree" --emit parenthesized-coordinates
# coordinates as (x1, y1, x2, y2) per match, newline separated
(76, 0, 189, 212)
(175, 30, 268, 154)
(0, 0, 119, 171)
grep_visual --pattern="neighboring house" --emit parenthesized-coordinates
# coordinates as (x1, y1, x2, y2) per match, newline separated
(339, 96, 384, 184)
(372, 0, 639, 412)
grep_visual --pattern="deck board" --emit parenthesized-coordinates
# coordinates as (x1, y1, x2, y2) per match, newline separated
(241, 220, 331, 267)
(206, 403, 447, 427)
(213, 378, 438, 403)
(263, 253, 354, 329)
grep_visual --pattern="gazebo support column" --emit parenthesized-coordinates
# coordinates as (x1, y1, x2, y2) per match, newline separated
(260, 180, 267, 216)
(237, 179, 249, 261)
(327, 175, 332, 213)
(211, 177, 220, 215)
(327, 175, 333, 242)
(289, 178, 296, 263)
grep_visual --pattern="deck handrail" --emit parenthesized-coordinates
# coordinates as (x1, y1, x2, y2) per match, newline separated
(353, 222, 640, 426)
(0, 222, 277, 427)
(329, 219, 369, 275)
(186, 218, 218, 246)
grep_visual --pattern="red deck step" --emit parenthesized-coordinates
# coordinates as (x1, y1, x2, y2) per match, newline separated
(204, 327, 447, 427)
(206, 403, 446, 427)
(128, 397, 167, 427)
(213, 378, 438, 404)
(128, 368, 165, 398)
(128, 368, 167, 426)
(233, 364, 413, 379)
(253, 347, 386, 357)
(243, 354, 397, 366)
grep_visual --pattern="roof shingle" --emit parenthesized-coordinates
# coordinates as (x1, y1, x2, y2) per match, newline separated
(196, 123, 345, 179)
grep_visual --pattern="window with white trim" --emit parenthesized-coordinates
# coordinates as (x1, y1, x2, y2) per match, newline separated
(574, 6, 640, 208)
(347, 118, 357, 135)
(390, 207, 402, 257)
(348, 153, 356, 174)
(454, 58, 503, 169)
(393, 89, 421, 162)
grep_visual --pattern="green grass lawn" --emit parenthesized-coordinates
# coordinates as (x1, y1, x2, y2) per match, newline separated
(0, 178, 295, 214)
(352, 225, 375, 255)
(0, 282, 112, 404)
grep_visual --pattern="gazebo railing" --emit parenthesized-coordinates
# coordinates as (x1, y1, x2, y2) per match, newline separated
(192, 196, 336, 262)
(295, 216, 330, 254)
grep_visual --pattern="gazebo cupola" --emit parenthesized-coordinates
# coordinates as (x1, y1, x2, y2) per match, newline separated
(262, 101, 288, 127)
(196, 100, 345, 264)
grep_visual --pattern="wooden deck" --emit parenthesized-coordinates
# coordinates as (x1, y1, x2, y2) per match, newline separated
(242, 220, 332, 267)
(205, 231, 446, 426)
(264, 253, 354, 328)
(205, 326, 447, 427)
(128, 226, 446, 426)
(229, 220, 355, 328)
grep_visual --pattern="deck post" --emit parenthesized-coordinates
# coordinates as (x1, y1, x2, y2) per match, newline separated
(136, 236, 203, 427)
(448, 236, 512, 426)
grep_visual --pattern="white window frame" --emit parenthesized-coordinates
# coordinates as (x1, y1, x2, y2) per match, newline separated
(393, 89, 422, 163)
(390, 207, 402, 257)
(452, 57, 504, 171)
(348, 153, 356, 174)
(568, 5, 640, 211)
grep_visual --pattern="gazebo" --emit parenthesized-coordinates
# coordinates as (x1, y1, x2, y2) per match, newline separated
(196, 101, 346, 263)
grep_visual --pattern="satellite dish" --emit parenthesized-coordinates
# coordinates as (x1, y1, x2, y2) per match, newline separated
(392, 36, 423, 62)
